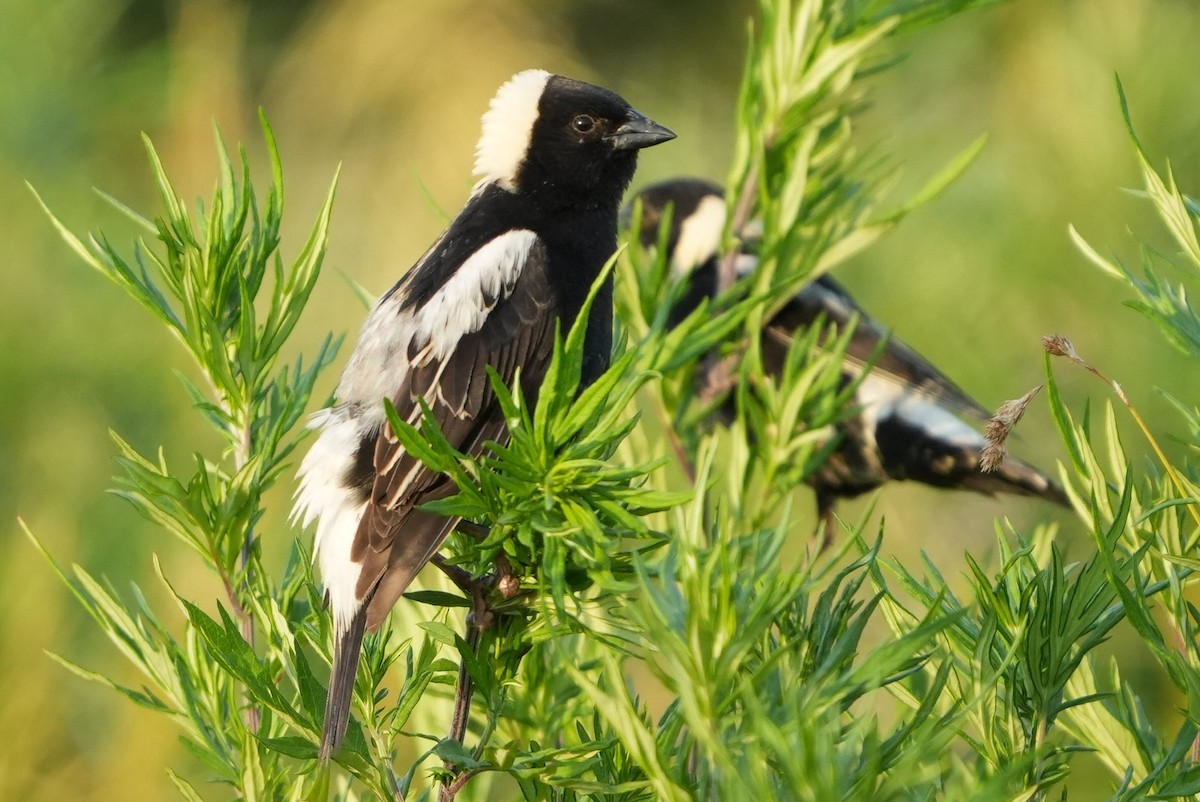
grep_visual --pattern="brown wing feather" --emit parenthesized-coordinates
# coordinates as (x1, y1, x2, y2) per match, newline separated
(767, 276, 992, 421)
(353, 242, 557, 629)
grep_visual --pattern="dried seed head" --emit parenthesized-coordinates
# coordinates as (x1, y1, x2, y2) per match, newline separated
(1044, 332, 1105, 380)
(1042, 334, 1081, 362)
(981, 384, 1043, 473)
(980, 441, 1007, 473)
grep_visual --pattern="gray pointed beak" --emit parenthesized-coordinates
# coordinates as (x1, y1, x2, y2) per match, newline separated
(607, 110, 676, 150)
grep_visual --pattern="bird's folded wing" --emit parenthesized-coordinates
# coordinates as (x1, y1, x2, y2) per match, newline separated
(769, 275, 992, 421)
(353, 236, 558, 624)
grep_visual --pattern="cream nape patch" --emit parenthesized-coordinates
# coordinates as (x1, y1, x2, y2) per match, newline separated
(474, 69, 552, 191)
(671, 193, 727, 276)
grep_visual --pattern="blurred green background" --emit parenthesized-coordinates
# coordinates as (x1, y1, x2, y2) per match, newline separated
(2, 0, 1198, 798)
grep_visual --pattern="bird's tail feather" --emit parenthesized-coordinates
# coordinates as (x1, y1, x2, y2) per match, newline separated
(965, 454, 1072, 508)
(320, 605, 368, 762)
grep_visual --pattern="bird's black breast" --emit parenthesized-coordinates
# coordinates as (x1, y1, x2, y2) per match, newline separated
(534, 202, 619, 387)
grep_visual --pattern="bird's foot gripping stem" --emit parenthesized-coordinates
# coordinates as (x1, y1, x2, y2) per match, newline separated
(430, 520, 522, 627)
(431, 521, 524, 802)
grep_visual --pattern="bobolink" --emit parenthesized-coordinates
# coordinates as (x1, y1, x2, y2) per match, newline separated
(295, 70, 674, 760)
(631, 177, 1067, 539)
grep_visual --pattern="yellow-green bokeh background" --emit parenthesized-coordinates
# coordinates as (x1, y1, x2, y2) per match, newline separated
(2, 1, 1198, 799)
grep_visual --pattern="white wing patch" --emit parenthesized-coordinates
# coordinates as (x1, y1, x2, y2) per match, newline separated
(672, 194, 726, 275)
(474, 69, 552, 191)
(856, 373, 984, 450)
(411, 229, 538, 362)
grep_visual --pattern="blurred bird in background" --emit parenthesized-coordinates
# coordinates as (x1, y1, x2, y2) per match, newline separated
(630, 177, 1068, 541)
(294, 70, 674, 761)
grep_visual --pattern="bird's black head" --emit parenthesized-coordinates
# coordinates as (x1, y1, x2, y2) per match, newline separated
(629, 177, 726, 274)
(475, 70, 675, 210)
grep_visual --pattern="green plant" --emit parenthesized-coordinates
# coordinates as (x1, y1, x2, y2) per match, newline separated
(29, 3, 1200, 802)
(28, 115, 346, 799)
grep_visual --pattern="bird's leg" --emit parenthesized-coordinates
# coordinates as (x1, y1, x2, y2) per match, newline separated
(430, 553, 477, 595)
(430, 519, 523, 608)
(430, 519, 497, 594)
(445, 519, 520, 601)
(436, 520, 515, 801)
(428, 556, 499, 631)
(439, 621, 483, 802)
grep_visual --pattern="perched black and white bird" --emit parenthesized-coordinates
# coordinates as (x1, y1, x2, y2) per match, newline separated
(294, 70, 674, 760)
(631, 177, 1068, 537)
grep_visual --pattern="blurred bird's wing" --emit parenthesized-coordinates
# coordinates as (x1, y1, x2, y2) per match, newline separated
(767, 274, 993, 421)
(353, 232, 557, 629)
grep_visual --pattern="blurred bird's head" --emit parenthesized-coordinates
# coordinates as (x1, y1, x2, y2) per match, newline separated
(475, 70, 675, 208)
(628, 177, 730, 276)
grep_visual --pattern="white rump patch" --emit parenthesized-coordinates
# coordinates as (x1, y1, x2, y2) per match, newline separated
(293, 409, 371, 633)
(411, 229, 538, 361)
(474, 69, 552, 190)
(857, 374, 984, 450)
(672, 194, 727, 275)
(315, 497, 369, 633)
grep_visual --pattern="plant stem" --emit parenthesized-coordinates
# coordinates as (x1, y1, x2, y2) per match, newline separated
(656, 397, 696, 484)
(440, 768, 483, 800)
(702, 164, 760, 412)
(718, 162, 760, 294)
(432, 526, 505, 802)
(1049, 338, 1200, 531)
(232, 411, 260, 732)
(1030, 717, 1048, 801)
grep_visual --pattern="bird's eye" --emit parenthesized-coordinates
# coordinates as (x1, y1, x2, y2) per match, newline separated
(571, 114, 597, 134)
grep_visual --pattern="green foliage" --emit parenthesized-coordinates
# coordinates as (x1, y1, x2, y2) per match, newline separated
(1043, 87, 1200, 798)
(27, 117, 358, 800)
(28, 2, 1200, 802)
(561, 450, 963, 801)
(725, 0, 989, 322)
